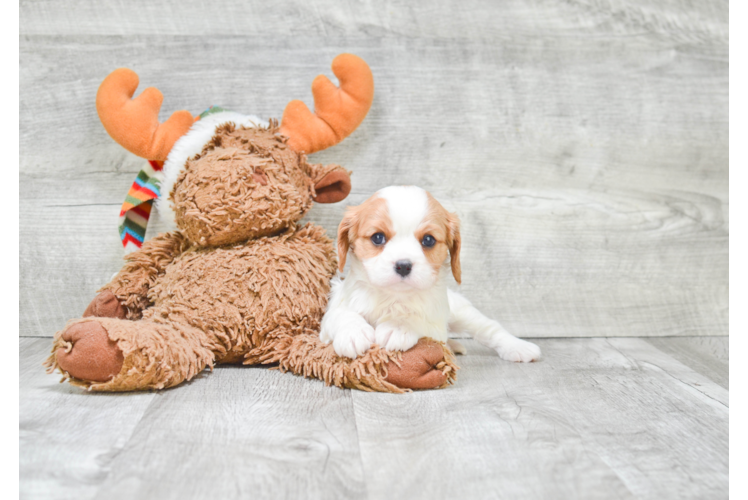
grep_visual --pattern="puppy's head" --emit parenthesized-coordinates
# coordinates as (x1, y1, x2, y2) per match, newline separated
(337, 186, 461, 290)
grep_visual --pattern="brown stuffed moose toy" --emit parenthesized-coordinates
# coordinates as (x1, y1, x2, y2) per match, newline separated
(45, 54, 457, 393)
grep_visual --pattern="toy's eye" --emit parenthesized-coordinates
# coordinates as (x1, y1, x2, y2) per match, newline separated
(371, 232, 386, 246)
(421, 234, 436, 248)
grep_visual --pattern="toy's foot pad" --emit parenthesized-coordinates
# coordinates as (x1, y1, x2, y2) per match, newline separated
(56, 321, 124, 382)
(83, 290, 127, 319)
(384, 338, 449, 389)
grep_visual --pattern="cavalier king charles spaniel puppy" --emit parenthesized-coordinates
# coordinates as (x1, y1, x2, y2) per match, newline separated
(320, 185, 542, 362)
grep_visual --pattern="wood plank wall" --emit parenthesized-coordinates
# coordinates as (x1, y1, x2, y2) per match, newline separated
(19, 0, 728, 338)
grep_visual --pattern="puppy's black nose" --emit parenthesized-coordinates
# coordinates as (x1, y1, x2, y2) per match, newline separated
(395, 260, 412, 277)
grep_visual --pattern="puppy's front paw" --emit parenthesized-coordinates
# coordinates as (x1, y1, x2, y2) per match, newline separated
(375, 322, 419, 352)
(495, 338, 541, 363)
(322, 315, 375, 359)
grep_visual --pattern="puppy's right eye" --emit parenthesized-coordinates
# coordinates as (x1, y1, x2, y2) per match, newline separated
(370, 232, 386, 246)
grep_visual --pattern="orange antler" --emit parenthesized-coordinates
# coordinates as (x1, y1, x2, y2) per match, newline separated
(280, 54, 374, 154)
(96, 68, 194, 161)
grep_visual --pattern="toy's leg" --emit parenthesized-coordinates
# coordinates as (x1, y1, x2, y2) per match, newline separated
(252, 332, 458, 393)
(46, 317, 217, 391)
(383, 338, 457, 389)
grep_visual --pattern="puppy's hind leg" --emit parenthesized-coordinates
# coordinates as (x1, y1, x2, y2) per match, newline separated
(447, 290, 541, 363)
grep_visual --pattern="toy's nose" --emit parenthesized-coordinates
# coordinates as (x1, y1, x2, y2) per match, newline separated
(395, 260, 412, 277)
(252, 168, 268, 185)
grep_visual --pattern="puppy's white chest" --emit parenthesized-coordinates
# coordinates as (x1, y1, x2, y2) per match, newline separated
(354, 283, 451, 342)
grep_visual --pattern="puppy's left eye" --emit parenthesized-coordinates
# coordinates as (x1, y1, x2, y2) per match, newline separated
(421, 234, 436, 248)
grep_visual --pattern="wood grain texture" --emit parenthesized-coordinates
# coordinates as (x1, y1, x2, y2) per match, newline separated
(20, 1, 727, 338)
(645, 336, 728, 389)
(90, 366, 367, 500)
(20, 338, 368, 500)
(21, 337, 728, 499)
(352, 338, 728, 500)
(730, 336, 748, 436)
(19, 338, 157, 500)
(19, 0, 728, 42)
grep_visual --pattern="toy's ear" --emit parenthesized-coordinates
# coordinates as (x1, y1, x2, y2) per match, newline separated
(336, 206, 359, 272)
(311, 164, 351, 204)
(447, 212, 462, 284)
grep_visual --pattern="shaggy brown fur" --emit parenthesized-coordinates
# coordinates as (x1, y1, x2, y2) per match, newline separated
(46, 123, 458, 392)
(173, 123, 317, 247)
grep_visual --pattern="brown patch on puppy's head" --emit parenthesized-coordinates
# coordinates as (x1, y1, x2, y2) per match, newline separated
(336, 195, 393, 271)
(418, 193, 461, 283)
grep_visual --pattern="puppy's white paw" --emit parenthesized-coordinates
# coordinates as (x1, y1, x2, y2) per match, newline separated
(447, 339, 467, 355)
(375, 322, 419, 352)
(494, 338, 541, 363)
(321, 314, 375, 359)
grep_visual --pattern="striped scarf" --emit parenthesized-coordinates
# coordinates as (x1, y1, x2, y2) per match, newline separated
(118, 160, 163, 252)
(118, 106, 225, 252)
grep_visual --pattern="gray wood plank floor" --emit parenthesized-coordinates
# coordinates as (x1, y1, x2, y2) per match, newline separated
(20, 336, 728, 499)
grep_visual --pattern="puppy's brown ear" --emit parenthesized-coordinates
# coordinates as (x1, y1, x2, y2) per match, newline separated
(336, 206, 359, 272)
(447, 212, 462, 284)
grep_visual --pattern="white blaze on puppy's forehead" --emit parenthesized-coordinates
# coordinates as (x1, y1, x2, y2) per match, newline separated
(375, 186, 429, 234)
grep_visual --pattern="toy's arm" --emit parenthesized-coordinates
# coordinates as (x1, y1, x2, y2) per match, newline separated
(86, 231, 190, 320)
